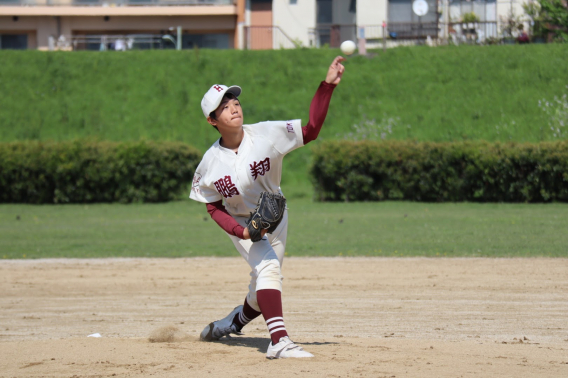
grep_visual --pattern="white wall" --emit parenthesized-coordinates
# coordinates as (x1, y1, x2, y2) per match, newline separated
(269, 0, 391, 48)
(272, 0, 316, 47)
(496, 0, 525, 18)
(449, 0, 497, 22)
(496, 0, 525, 34)
(497, 0, 529, 19)
(356, 0, 387, 26)
(332, 0, 356, 24)
(356, 0, 387, 38)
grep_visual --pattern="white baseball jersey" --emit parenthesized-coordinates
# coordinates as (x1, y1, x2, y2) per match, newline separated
(190, 119, 303, 217)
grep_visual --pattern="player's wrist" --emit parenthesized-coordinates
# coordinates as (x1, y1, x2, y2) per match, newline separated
(242, 227, 250, 240)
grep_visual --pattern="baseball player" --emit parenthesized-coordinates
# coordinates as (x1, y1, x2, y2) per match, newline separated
(190, 56, 345, 359)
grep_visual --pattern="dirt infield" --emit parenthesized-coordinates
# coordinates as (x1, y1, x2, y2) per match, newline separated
(1, 257, 567, 377)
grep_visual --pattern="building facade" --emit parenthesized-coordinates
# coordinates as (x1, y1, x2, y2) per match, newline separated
(0, 0, 529, 50)
(246, 0, 527, 49)
(0, 0, 245, 50)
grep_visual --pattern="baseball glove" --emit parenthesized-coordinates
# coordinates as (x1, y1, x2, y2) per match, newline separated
(245, 192, 287, 242)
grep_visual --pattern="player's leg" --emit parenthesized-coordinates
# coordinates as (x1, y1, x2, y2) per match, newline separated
(199, 305, 243, 341)
(199, 216, 272, 341)
(238, 213, 313, 358)
(228, 230, 283, 335)
(255, 213, 288, 343)
(198, 214, 275, 342)
(198, 294, 263, 341)
(199, 235, 279, 342)
(201, 212, 312, 357)
(225, 211, 289, 332)
(231, 282, 261, 332)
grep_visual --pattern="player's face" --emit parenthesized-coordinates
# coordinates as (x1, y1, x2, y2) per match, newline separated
(212, 97, 243, 131)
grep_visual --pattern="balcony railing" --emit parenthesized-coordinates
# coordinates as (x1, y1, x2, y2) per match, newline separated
(69, 34, 164, 50)
(0, 0, 232, 6)
(387, 22, 439, 40)
(46, 33, 231, 50)
(447, 21, 498, 42)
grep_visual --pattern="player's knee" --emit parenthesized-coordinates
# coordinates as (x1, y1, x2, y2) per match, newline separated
(255, 259, 282, 292)
(246, 291, 260, 312)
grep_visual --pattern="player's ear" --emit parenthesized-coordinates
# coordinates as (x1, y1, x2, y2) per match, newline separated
(206, 116, 220, 133)
(207, 116, 217, 127)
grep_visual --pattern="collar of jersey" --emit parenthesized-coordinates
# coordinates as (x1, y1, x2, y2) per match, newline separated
(215, 127, 251, 156)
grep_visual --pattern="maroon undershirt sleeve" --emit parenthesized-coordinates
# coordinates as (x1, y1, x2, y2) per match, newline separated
(206, 200, 245, 239)
(302, 81, 337, 145)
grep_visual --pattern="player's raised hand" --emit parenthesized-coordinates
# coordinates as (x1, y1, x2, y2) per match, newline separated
(325, 56, 346, 85)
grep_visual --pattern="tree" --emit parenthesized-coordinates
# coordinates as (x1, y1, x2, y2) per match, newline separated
(538, 0, 568, 41)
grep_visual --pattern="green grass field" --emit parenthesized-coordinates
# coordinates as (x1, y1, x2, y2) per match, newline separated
(2, 45, 567, 196)
(3, 45, 568, 147)
(2, 46, 567, 259)
(2, 200, 567, 259)
(2, 45, 567, 147)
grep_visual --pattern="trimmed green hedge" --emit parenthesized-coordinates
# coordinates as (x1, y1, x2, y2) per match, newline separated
(0, 141, 201, 203)
(311, 141, 568, 202)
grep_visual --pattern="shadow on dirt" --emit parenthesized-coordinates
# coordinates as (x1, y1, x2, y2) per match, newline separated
(219, 336, 340, 352)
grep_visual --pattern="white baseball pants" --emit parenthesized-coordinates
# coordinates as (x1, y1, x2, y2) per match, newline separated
(227, 211, 288, 312)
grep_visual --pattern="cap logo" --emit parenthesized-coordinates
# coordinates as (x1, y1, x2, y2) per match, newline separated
(213, 85, 223, 92)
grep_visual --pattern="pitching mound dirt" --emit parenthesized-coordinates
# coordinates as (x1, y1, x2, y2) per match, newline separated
(148, 325, 193, 343)
(0, 257, 567, 377)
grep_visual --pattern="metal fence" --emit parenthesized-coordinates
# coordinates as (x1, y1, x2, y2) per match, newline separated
(386, 22, 439, 40)
(307, 21, 501, 47)
(45, 33, 237, 50)
(309, 24, 357, 48)
(359, 25, 384, 40)
(50, 34, 171, 50)
(446, 21, 499, 43)
(0, 0, 232, 5)
(244, 26, 298, 50)
(309, 23, 439, 46)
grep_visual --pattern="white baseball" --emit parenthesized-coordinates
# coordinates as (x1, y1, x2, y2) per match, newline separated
(340, 40, 356, 55)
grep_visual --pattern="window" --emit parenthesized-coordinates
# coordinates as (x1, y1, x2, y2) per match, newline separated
(349, 0, 356, 13)
(0, 34, 28, 50)
(449, 0, 497, 22)
(388, 0, 437, 23)
(317, 0, 333, 24)
(388, 0, 412, 23)
(183, 34, 230, 49)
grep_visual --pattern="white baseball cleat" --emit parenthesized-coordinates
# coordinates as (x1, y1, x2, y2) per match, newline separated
(200, 305, 243, 341)
(266, 336, 314, 359)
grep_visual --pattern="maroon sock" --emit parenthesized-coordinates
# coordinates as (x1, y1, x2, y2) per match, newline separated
(232, 298, 261, 331)
(256, 289, 289, 345)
